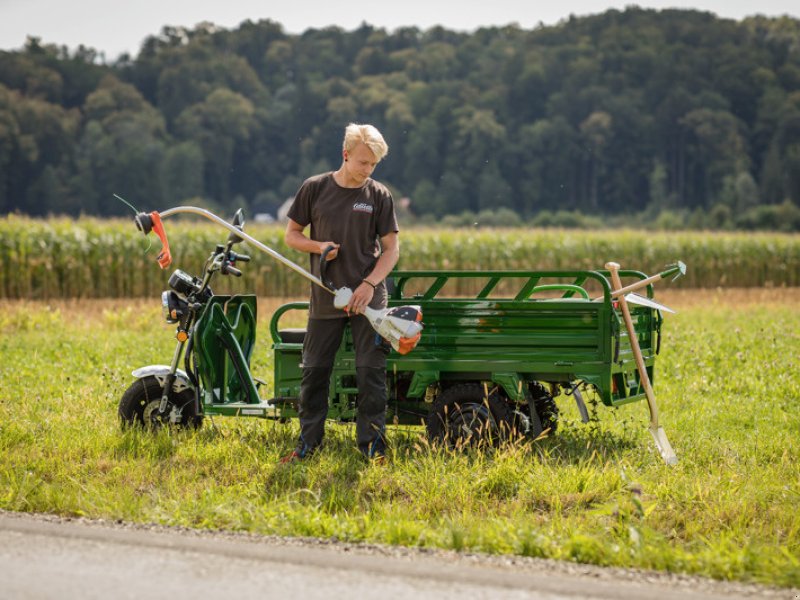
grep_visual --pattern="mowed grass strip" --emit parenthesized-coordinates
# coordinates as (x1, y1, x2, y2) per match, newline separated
(0, 291, 798, 587)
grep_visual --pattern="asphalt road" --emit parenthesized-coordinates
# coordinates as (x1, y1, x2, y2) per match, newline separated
(0, 512, 793, 600)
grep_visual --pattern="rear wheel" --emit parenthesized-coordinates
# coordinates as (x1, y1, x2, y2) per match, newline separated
(426, 383, 514, 448)
(118, 375, 203, 430)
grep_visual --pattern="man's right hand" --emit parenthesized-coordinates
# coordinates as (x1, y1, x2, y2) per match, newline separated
(319, 242, 340, 260)
(285, 219, 341, 259)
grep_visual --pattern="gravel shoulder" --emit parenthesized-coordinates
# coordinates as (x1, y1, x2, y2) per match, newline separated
(1, 510, 795, 600)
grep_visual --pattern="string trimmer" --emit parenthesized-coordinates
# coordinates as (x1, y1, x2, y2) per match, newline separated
(134, 206, 423, 354)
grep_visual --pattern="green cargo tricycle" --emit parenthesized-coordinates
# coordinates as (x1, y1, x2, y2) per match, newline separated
(119, 207, 685, 464)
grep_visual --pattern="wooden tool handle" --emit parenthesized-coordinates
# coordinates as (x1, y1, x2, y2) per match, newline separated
(606, 262, 659, 429)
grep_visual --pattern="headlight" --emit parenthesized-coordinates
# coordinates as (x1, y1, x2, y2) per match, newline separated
(161, 291, 186, 324)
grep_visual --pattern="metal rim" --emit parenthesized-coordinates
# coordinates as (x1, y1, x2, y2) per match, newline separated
(445, 401, 498, 447)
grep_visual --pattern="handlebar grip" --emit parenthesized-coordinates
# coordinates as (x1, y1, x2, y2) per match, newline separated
(230, 251, 250, 262)
(222, 263, 243, 277)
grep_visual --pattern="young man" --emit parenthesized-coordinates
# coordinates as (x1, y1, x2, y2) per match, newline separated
(282, 123, 399, 461)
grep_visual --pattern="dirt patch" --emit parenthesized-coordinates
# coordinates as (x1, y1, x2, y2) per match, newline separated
(0, 297, 304, 321)
(2, 290, 798, 318)
(658, 287, 800, 309)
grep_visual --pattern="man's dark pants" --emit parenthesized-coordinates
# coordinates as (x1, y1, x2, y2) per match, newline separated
(295, 316, 389, 458)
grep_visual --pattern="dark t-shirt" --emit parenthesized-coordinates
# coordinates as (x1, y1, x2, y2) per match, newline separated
(287, 172, 399, 318)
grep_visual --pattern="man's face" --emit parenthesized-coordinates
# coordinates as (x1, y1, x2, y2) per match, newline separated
(344, 142, 379, 184)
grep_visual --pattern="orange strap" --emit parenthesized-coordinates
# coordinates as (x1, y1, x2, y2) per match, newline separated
(149, 211, 172, 269)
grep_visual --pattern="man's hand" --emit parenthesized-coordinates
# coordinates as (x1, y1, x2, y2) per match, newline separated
(285, 219, 340, 259)
(318, 241, 340, 260)
(347, 280, 375, 315)
(346, 231, 398, 315)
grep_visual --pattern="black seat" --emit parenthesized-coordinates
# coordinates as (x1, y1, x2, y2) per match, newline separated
(278, 328, 306, 343)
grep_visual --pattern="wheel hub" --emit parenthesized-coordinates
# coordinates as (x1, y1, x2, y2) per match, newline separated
(142, 400, 174, 427)
(448, 402, 497, 445)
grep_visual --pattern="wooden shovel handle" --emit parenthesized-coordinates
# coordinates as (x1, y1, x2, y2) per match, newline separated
(605, 261, 660, 429)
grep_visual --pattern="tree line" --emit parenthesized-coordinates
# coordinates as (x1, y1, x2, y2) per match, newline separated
(1, 8, 799, 229)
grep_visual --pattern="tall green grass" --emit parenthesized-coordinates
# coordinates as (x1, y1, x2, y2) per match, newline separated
(0, 293, 798, 586)
(1, 215, 798, 298)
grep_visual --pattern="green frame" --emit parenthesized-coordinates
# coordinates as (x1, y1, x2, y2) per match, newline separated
(268, 268, 661, 424)
(185, 268, 661, 422)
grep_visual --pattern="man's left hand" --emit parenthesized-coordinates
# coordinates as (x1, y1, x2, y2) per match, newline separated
(347, 281, 375, 314)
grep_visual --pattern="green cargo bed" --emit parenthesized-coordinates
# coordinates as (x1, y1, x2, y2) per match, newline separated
(270, 268, 664, 423)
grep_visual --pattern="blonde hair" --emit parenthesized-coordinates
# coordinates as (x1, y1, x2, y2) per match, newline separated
(343, 123, 389, 161)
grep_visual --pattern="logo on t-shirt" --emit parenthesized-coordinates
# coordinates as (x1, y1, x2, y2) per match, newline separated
(353, 202, 373, 214)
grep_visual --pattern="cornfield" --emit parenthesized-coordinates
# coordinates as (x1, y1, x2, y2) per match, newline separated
(1, 215, 798, 298)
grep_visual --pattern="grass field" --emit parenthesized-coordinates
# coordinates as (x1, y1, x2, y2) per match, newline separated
(0, 289, 798, 587)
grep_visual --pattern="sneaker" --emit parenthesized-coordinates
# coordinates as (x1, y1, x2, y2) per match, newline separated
(279, 450, 302, 464)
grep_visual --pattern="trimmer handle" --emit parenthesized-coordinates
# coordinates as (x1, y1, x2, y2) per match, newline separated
(319, 245, 337, 291)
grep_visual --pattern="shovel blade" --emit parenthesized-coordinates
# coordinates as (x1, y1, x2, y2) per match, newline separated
(650, 426, 678, 465)
(625, 293, 676, 314)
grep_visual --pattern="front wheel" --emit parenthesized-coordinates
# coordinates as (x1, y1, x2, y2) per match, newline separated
(118, 375, 203, 430)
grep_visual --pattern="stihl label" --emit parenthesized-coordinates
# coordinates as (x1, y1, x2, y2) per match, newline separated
(353, 202, 373, 214)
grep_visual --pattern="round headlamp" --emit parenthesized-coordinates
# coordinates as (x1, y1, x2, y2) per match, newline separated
(161, 291, 185, 324)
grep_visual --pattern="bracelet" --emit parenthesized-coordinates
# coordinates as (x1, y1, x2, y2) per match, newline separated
(362, 279, 378, 289)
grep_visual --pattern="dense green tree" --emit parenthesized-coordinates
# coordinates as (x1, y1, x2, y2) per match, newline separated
(0, 87, 20, 212)
(157, 45, 267, 123)
(0, 8, 798, 228)
(162, 141, 204, 203)
(74, 75, 167, 215)
(517, 116, 581, 214)
(0, 83, 78, 214)
(680, 107, 751, 206)
(175, 88, 255, 204)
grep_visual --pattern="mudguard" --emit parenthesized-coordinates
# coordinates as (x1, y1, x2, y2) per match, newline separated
(131, 366, 193, 394)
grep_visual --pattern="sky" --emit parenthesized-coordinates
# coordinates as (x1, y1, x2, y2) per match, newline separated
(1, 0, 798, 62)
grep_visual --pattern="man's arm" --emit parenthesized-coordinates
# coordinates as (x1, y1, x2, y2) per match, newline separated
(284, 219, 340, 259)
(347, 232, 399, 314)
(365, 232, 399, 286)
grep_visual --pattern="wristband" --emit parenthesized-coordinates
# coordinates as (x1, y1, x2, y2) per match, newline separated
(362, 279, 377, 289)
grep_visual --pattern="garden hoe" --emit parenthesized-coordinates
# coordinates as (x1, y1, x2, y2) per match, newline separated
(593, 261, 685, 314)
(135, 206, 423, 354)
(606, 261, 679, 465)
